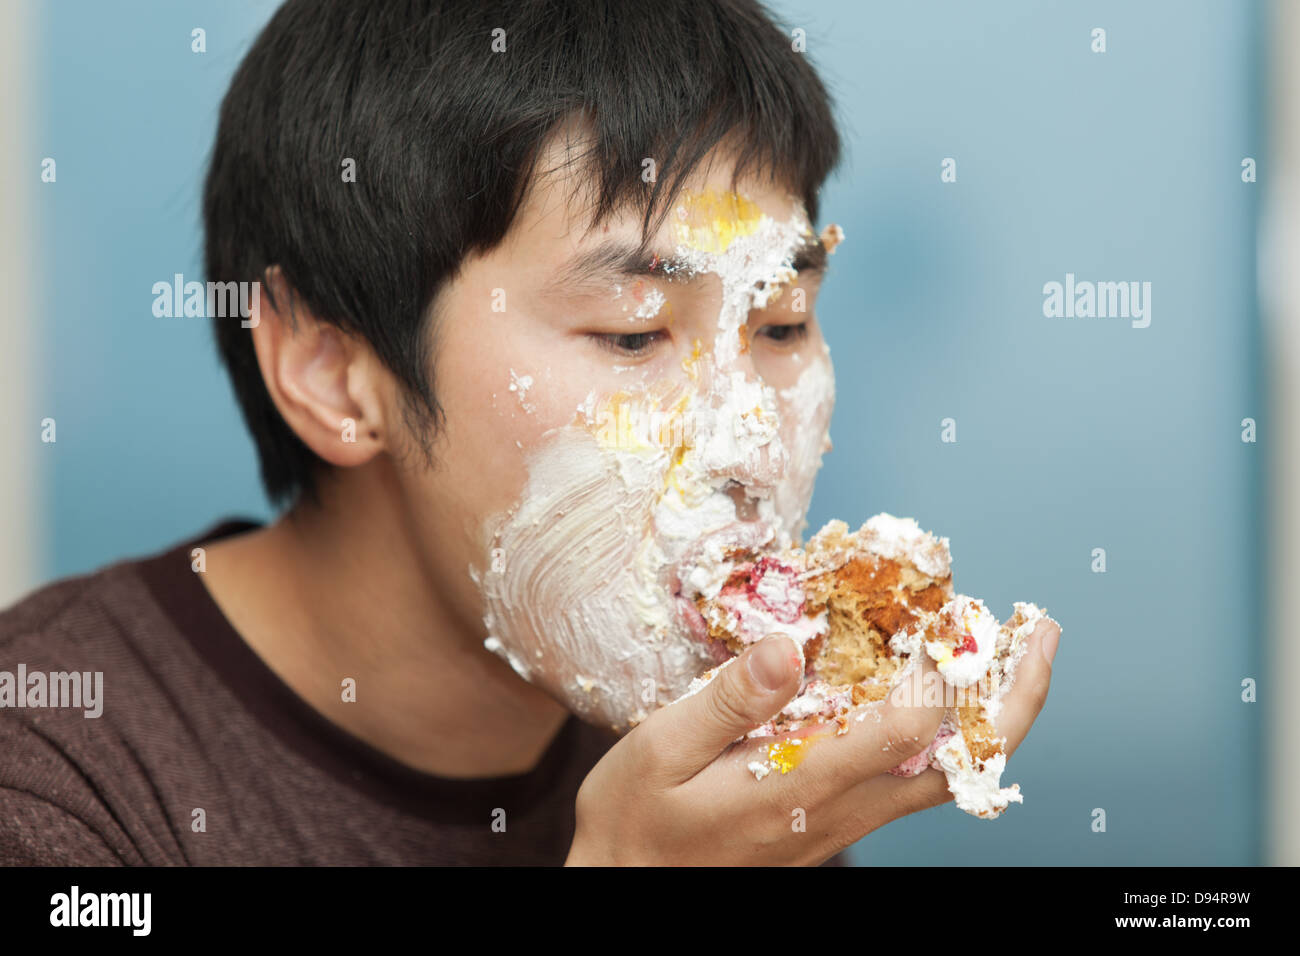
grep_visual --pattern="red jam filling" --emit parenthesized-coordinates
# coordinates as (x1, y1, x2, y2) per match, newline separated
(745, 557, 804, 624)
(718, 556, 805, 629)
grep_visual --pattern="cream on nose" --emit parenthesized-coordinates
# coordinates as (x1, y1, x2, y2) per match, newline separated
(688, 364, 787, 496)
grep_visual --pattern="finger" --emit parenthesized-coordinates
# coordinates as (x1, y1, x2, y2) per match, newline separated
(721, 651, 949, 802)
(649, 633, 805, 785)
(840, 766, 953, 832)
(831, 616, 1060, 829)
(994, 617, 1059, 758)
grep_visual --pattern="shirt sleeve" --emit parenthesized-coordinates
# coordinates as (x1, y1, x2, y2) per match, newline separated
(0, 787, 126, 866)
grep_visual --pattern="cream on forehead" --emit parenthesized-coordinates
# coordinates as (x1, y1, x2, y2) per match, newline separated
(668, 188, 815, 367)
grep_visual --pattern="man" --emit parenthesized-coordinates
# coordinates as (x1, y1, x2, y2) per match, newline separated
(0, 0, 1057, 865)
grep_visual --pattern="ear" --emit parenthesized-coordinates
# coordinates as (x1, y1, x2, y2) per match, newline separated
(249, 267, 390, 469)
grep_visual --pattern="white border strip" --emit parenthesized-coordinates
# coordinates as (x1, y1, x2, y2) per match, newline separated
(1263, 0, 1299, 867)
(0, 0, 40, 608)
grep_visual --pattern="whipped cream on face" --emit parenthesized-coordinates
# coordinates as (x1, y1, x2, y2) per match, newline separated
(775, 352, 834, 544)
(476, 428, 716, 730)
(508, 369, 536, 414)
(476, 192, 837, 732)
(633, 286, 666, 319)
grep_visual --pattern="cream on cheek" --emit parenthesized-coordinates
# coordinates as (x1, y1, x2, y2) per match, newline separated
(773, 345, 835, 544)
(474, 193, 839, 733)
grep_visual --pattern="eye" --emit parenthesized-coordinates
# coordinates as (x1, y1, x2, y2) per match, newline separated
(593, 330, 668, 356)
(756, 322, 809, 345)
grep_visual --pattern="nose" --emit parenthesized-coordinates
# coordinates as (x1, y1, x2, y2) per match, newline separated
(691, 363, 788, 492)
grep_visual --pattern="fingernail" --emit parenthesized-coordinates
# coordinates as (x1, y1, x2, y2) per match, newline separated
(1040, 623, 1060, 664)
(749, 634, 799, 691)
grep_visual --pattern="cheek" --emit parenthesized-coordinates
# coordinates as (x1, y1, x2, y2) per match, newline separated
(476, 422, 712, 730)
(435, 319, 586, 492)
(453, 322, 671, 454)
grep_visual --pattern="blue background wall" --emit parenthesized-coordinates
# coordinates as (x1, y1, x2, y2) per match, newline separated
(33, 0, 1264, 864)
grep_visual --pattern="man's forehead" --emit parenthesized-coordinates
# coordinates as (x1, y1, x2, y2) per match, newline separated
(541, 194, 826, 297)
(545, 234, 826, 296)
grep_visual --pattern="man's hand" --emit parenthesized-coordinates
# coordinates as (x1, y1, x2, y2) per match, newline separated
(566, 620, 1059, 865)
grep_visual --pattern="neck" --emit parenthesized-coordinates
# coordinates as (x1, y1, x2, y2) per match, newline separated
(198, 464, 571, 778)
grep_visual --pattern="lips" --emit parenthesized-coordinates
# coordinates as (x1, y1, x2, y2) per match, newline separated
(674, 596, 733, 665)
(666, 522, 777, 667)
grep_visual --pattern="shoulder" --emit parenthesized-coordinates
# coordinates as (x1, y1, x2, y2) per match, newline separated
(0, 549, 177, 669)
(0, 558, 197, 865)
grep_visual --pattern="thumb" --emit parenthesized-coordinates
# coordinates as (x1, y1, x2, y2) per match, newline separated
(657, 633, 805, 783)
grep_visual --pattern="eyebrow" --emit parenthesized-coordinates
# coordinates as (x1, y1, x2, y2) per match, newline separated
(544, 233, 828, 296)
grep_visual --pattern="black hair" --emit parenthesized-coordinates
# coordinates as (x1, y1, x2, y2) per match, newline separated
(204, 0, 841, 508)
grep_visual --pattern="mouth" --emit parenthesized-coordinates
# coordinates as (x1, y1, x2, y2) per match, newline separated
(674, 594, 709, 640)
(667, 520, 776, 664)
(666, 520, 776, 600)
(673, 594, 733, 665)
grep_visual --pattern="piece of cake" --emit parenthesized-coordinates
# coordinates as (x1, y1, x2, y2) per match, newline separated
(674, 514, 1056, 819)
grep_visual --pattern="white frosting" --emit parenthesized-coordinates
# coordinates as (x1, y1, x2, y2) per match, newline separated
(983, 602, 1047, 723)
(482, 636, 530, 680)
(704, 598, 826, 647)
(889, 623, 923, 658)
(685, 547, 1054, 820)
(507, 369, 536, 414)
(477, 197, 833, 732)
(932, 735, 1022, 819)
(477, 429, 715, 729)
(777, 679, 842, 720)
(925, 595, 1000, 688)
(674, 654, 741, 704)
(774, 351, 835, 543)
(703, 559, 828, 649)
(634, 286, 666, 319)
(862, 513, 951, 579)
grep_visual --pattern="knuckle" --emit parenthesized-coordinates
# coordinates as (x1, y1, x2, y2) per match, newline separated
(882, 708, 940, 762)
(625, 726, 671, 780)
(1032, 667, 1053, 710)
(882, 725, 927, 762)
(704, 678, 760, 731)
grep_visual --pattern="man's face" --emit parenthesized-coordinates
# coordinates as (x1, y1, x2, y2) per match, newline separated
(397, 140, 838, 732)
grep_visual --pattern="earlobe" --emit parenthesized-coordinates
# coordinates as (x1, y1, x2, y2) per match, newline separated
(249, 269, 389, 469)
